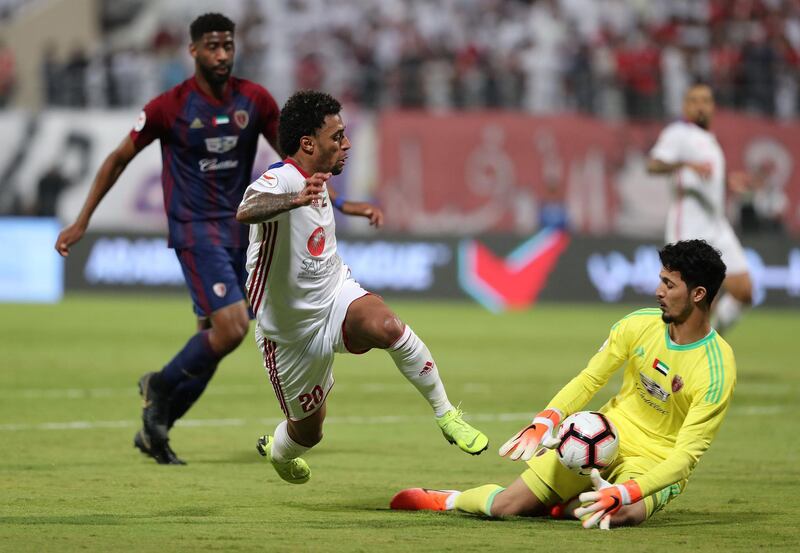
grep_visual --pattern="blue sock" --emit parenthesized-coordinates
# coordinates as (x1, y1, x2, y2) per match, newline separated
(167, 366, 217, 428)
(157, 331, 221, 393)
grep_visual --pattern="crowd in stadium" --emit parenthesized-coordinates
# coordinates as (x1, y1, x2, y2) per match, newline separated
(25, 0, 800, 119)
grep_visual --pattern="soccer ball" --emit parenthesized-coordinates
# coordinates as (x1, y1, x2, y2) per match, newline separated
(555, 411, 619, 476)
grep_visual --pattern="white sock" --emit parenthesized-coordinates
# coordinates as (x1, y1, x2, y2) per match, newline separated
(386, 325, 454, 417)
(270, 420, 310, 463)
(445, 491, 461, 510)
(714, 293, 744, 335)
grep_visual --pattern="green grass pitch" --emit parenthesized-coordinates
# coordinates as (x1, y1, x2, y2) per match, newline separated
(1, 295, 798, 552)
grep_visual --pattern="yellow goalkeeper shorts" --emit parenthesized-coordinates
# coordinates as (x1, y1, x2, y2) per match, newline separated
(520, 449, 685, 519)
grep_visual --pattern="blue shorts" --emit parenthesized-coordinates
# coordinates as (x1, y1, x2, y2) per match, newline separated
(175, 245, 249, 318)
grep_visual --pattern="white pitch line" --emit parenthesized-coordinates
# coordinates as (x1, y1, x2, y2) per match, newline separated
(0, 405, 786, 432)
(1, 381, 791, 401)
(0, 382, 488, 401)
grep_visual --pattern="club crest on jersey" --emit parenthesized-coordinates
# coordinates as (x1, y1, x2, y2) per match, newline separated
(205, 136, 238, 153)
(307, 226, 326, 256)
(639, 372, 670, 402)
(671, 375, 684, 393)
(212, 283, 227, 298)
(133, 110, 146, 132)
(234, 110, 249, 129)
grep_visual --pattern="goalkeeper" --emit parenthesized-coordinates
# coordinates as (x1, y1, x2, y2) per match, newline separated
(391, 239, 736, 529)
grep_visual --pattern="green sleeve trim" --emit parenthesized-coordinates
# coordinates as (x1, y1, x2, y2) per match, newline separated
(703, 339, 725, 403)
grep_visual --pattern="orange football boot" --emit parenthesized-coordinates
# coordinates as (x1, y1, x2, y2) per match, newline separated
(390, 488, 456, 511)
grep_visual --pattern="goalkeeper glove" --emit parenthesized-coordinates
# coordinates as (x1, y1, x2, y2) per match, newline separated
(574, 468, 643, 530)
(498, 408, 562, 461)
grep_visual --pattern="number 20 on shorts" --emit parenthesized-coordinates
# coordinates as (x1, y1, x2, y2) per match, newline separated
(299, 385, 324, 413)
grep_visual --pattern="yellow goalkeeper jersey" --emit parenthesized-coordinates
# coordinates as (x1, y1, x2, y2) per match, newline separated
(547, 308, 736, 497)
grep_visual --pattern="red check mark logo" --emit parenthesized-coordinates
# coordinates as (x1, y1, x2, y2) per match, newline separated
(459, 229, 570, 311)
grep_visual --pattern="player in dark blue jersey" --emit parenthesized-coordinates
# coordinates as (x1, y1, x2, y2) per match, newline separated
(56, 13, 283, 465)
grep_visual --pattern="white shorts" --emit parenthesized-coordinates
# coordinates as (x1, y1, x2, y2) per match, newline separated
(255, 276, 369, 420)
(666, 204, 749, 276)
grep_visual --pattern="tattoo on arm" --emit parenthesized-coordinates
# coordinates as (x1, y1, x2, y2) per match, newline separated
(236, 190, 299, 224)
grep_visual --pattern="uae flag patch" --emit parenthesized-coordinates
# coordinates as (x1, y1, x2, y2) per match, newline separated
(213, 115, 230, 126)
(653, 358, 670, 376)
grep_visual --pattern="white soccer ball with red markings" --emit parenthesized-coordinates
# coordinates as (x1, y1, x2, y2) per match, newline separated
(556, 411, 619, 476)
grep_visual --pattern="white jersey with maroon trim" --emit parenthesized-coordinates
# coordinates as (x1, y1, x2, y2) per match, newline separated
(243, 159, 347, 343)
(650, 121, 727, 237)
(649, 121, 748, 275)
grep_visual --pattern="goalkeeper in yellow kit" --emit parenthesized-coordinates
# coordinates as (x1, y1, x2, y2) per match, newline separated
(391, 239, 736, 529)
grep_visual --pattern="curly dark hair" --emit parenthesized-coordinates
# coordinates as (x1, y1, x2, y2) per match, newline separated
(659, 239, 726, 307)
(190, 13, 235, 42)
(278, 90, 342, 156)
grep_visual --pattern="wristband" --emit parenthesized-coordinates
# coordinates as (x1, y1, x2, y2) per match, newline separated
(332, 196, 346, 211)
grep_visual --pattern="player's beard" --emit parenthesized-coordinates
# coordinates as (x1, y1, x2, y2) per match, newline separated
(199, 61, 232, 86)
(661, 297, 693, 324)
(694, 113, 710, 129)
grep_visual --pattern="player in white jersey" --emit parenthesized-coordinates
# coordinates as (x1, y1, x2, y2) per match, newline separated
(648, 83, 753, 334)
(236, 90, 488, 484)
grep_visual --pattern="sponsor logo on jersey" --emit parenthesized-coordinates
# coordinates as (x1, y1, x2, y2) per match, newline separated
(653, 358, 670, 376)
(213, 115, 230, 126)
(190, 117, 204, 129)
(298, 253, 342, 280)
(199, 158, 239, 172)
(637, 389, 668, 414)
(634, 345, 645, 358)
(307, 226, 326, 256)
(671, 375, 684, 393)
(133, 110, 146, 132)
(639, 372, 670, 402)
(212, 282, 227, 297)
(234, 110, 249, 129)
(205, 135, 239, 153)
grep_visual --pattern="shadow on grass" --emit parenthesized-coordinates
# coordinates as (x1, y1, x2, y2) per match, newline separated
(648, 509, 772, 527)
(186, 443, 352, 465)
(0, 507, 222, 526)
(292, 502, 772, 531)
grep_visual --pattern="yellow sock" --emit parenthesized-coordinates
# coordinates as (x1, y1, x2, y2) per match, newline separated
(454, 484, 504, 516)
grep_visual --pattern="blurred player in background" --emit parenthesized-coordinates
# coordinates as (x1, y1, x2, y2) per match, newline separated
(391, 240, 736, 530)
(54, 13, 282, 465)
(236, 90, 488, 485)
(647, 83, 754, 335)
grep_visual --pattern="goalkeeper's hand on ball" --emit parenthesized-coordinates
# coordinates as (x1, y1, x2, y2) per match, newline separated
(498, 408, 562, 461)
(574, 468, 643, 530)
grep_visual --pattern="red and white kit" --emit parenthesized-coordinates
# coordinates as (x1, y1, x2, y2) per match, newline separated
(243, 159, 368, 420)
(650, 121, 748, 275)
